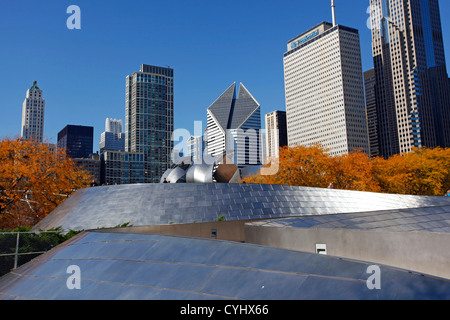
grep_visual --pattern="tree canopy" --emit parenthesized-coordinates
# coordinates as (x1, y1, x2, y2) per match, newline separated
(242, 144, 450, 196)
(0, 137, 91, 229)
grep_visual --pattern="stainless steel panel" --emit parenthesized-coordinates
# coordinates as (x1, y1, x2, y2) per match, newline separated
(185, 164, 215, 184)
(32, 183, 450, 232)
(1, 231, 449, 300)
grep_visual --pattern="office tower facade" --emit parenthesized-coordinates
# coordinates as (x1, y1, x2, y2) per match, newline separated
(125, 64, 174, 183)
(102, 151, 146, 185)
(364, 69, 379, 157)
(105, 118, 123, 134)
(100, 118, 125, 153)
(205, 82, 262, 167)
(21, 81, 45, 143)
(186, 136, 206, 164)
(265, 111, 288, 158)
(369, 0, 450, 157)
(57, 125, 94, 159)
(284, 22, 369, 156)
(76, 153, 101, 185)
(265, 111, 288, 159)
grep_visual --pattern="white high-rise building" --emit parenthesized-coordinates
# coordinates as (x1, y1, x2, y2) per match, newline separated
(21, 81, 45, 143)
(105, 118, 123, 135)
(265, 111, 287, 159)
(186, 135, 205, 163)
(205, 82, 262, 167)
(283, 20, 369, 156)
(100, 118, 125, 153)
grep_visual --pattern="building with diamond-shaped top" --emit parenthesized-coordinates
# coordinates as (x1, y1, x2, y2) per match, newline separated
(205, 82, 262, 167)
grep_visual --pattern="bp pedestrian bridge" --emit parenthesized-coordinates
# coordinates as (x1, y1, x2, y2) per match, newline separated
(0, 183, 449, 300)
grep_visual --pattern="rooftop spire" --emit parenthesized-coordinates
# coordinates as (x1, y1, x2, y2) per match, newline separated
(30, 80, 41, 92)
(331, 0, 336, 27)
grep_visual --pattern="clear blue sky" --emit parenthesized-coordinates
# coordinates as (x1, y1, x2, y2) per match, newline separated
(1, 0, 449, 152)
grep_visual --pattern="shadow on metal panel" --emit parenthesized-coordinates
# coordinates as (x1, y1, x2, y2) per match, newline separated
(0, 231, 449, 300)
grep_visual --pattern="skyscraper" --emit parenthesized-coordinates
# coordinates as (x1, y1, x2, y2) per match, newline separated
(105, 118, 123, 135)
(364, 69, 379, 156)
(100, 118, 125, 153)
(284, 20, 369, 156)
(369, 0, 450, 157)
(21, 81, 45, 143)
(205, 82, 262, 167)
(186, 135, 206, 164)
(125, 64, 174, 183)
(265, 111, 287, 159)
(101, 64, 174, 185)
(57, 125, 99, 183)
(57, 125, 94, 159)
(102, 150, 146, 185)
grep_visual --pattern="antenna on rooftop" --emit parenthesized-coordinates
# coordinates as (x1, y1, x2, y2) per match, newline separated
(331, 0, 337, 27)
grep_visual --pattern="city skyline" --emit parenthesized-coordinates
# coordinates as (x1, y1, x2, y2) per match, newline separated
(1, 0, 450, 152)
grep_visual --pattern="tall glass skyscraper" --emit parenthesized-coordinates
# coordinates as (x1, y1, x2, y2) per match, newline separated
(102, 65, 174, 185)
(369, 0, 450, 157)
(126, 64, 174, 183)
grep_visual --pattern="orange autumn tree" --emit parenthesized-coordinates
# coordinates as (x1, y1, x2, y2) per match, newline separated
(242, 144, 450, 196)
(373, 147, 450, 196)
(0, 137, 91, 229)
(331, 150, 381, 193)
(242, 144, 335, 188)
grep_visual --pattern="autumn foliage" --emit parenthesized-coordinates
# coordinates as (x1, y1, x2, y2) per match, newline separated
(242, 144, 450, 196)
(0, 137, 91, 229)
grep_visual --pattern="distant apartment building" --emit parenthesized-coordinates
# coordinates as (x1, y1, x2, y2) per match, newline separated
(283, 21, 369, 156)
(102, 64, 174, 185)
(21, 81, 45, 143)
(125, 64, 174, 183)
(76, 153, 101, 185)
(100, 118, 125, 153)
(265, 110, 287, 159)
(102, 151, 145, 185)
(205, 82, 262, 167)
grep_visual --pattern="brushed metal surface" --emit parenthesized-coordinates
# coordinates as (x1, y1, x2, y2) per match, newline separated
(32, 183, 450, 232)
(1, 231, 449, 300)
(185, 164, 215, 183)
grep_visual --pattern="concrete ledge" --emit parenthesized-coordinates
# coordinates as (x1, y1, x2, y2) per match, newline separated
(98, 219, 255, 242)
(245, 223, 450, 279)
